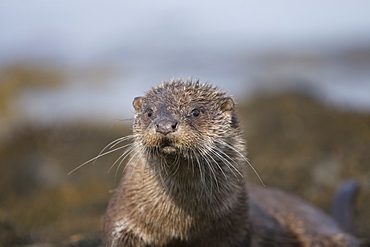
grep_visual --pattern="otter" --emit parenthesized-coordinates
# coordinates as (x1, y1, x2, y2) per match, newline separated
(102, 79, 367, 247)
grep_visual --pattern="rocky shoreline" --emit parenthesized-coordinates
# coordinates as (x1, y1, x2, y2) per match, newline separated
(1, 92, 369, 246)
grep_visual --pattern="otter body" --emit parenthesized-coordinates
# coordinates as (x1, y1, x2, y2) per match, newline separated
(103, 79, 365, 247)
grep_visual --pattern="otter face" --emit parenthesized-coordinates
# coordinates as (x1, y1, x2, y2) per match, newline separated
(132, 80, 236, 156)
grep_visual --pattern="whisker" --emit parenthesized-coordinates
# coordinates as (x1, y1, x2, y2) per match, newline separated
(192, 149, 204, 185)
(107, 143, 135, 173)
(120, 145, 143, 184)
(68, 145, 129, 175)
(198, 149, 220, 193)
(214, 139, 266, 187)
(210, 146, 243, 179)
(158, 155, 166, 186)
(108, 118, 133, 130)
(207, 147, 235, 180)
(171, 153, 181, 177)
(192, 149, 212, 197)
(189, 150, 195, 178)
(94, 135, 135, 165)
(109, 135, 136, 150)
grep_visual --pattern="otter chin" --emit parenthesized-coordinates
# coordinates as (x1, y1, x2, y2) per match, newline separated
(102, 79, 367, 247)
(161, 146, 177, 154)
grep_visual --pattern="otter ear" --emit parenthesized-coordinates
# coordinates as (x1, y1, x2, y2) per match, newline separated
(133, 97, 144, 113)
(219, 97, 235, 112)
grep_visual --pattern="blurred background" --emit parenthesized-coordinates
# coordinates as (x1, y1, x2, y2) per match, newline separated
(0, 1, 369, 246)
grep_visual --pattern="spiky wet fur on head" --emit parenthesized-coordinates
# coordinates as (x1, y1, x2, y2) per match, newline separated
(132, 78, 247, 179)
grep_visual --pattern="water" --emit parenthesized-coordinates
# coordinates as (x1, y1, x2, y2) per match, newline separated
(1, 1, 370, 124)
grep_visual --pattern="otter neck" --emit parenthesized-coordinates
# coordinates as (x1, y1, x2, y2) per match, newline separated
(118, 150, 250, 246)
(140, 150, 245, 213)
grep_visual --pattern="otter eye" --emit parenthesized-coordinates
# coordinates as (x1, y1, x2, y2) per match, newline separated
(147, 109, 153, 118)
(191, 109, 200, 117)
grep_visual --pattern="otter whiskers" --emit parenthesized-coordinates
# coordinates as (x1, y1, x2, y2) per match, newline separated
(67, 135, 137, 175)
(213, 139, 265, 187)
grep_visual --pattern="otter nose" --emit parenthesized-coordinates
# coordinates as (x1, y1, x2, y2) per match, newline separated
(155, 118, 178, 135)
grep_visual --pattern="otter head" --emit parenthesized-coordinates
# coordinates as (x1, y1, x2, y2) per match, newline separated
(132, 79, 239, 159)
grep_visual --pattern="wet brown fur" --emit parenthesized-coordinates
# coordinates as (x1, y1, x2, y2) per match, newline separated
(103, 79, 366, 247)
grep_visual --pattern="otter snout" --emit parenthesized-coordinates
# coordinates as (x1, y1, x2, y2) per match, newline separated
(155, 117, 178, 136)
